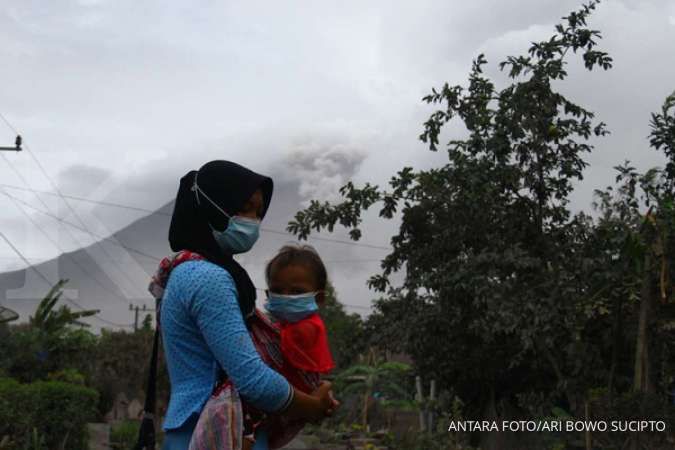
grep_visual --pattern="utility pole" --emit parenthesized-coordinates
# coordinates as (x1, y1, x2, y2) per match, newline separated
(0, 135, 21, 152)
(129, 303, 156, 331)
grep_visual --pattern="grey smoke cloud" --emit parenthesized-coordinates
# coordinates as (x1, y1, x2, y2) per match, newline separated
(284, 140, 368, 205)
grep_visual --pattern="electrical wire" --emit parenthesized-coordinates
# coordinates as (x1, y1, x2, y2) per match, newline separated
(1, 190, 162, 262)
(1, 187, 140, 308)
(2, 190, 381, 312)
(0, 230, 133, 328)
(1, 193, 374, 315)
(0, 183, 393, 251)
(3, 191, 389, 269)
(0, 113, 385, 317)
(0, 112, 149, 297)
(0, 183, 162, 215)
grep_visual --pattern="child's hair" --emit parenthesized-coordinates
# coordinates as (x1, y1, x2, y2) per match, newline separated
(265, 244, 328, 291)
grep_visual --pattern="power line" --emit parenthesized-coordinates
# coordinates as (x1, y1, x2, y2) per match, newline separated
(0, 230, 133, 328)
(1, 191, 374, 315)
(0, 108, 393, 255)
(1, 185, 393, 250)
(0, 183, 162, 215)
(2, 190, 392, 269)
(1, 190, 162, 262)
(0, 151, 146, 289)
(2, 186, 384, 312)
(0, 157, 149, 298)
(1, 187, 138, 308)
(0, 112, 148, 297)
(0, 256, 48, 261)
(0, 183, 394, 251)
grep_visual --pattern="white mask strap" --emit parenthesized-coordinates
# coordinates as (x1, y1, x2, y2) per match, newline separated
(192, 171, 232, 219)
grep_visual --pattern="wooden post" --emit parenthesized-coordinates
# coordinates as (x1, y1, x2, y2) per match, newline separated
(584, 401, 592, 450)
(428, 380, 437, 433)
(415, 376, 425, 432)
(634, 239, 656, 393)
(630, 211, 659, 450)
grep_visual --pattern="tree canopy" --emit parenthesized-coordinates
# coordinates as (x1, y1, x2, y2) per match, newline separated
(288, 3, 675, 438)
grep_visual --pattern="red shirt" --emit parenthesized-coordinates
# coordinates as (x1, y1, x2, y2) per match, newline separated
(279, 313, 335, 379)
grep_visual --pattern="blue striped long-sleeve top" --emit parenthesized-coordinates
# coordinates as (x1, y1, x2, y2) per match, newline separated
(160, 259, 292, 430)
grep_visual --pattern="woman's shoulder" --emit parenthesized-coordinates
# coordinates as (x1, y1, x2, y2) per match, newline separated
(171, 258, 233, 280)
(167, 259, 236, 293)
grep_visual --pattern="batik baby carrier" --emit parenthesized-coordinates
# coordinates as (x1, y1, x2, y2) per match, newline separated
(189, 307, 320, 450)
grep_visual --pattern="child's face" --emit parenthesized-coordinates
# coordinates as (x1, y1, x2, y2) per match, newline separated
(268, 264, 317, 296)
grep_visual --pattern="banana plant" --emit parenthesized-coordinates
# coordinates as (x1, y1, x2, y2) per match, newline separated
(29, 280, 98, 350)
(22, 279, 100, 371)
(335, 348, 412, 429)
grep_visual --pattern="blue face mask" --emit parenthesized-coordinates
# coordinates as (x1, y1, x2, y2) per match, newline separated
(210, 216, 260, 255)
(264, 292, 319, 323)
(193, 175, 261, 254)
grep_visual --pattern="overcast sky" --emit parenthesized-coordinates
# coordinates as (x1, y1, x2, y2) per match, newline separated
(1, 0, 674, 319)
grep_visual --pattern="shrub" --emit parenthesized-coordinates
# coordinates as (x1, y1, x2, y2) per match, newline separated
(0, 377, 98, 450)
(46, 368, 86, 386)
(0, 378, 29, 441)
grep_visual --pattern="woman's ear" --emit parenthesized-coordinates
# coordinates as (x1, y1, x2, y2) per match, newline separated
(316, 291, 326, 305)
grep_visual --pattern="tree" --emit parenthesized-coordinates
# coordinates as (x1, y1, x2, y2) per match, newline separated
(628, 92, 675, 396)
(592, 153, 675, 449)
(594, 93, 675, 400)
(320, 282, 366, 370)
(591, 162, 647, 398)
(288, 1, 613, 420)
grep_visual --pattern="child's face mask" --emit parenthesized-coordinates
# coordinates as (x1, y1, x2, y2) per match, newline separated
(264, 292, 319, 323)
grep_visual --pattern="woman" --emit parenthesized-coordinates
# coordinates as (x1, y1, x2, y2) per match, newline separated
(159, 160, 336, 449)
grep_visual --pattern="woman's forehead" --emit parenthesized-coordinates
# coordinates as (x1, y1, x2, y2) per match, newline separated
(251, 188, 263, 199)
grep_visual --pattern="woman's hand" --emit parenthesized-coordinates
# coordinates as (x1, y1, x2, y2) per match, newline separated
(312, 381, 340, 419)
(284, 382, 340, 422)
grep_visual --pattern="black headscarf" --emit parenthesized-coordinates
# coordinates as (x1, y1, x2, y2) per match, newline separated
(168, 160, 273, 318)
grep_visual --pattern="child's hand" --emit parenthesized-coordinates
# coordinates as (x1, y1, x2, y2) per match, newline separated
(328, 389, 340, 410)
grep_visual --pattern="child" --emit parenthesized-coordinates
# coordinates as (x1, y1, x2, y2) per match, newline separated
(242, 244, 336, 450)
(264, 244, 336, 381)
